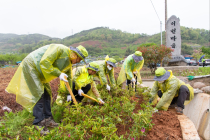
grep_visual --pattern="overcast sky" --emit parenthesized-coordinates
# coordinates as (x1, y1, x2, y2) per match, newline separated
(0, 0, 209, 39)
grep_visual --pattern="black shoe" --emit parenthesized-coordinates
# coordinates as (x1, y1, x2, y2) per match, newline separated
(168, 104, 177, 109)
(34, 121, 49, 136)
(175, 107, 183, 115)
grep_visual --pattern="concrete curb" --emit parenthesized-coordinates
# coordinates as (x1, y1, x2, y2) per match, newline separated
(163, 66, 199, 71)
(184, 93, 210, 139)
(177, 115, 200, 140)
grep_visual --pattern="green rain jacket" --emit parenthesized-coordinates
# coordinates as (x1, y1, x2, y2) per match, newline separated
(150, 70, 194, 110)
(94, 60, 116, 85)
(117, 54, 144, 85)
(6, 44, 73, 112)
(56, 66, 101, 105)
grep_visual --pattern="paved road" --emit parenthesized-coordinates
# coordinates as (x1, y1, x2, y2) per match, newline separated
(199, 65, 210, 67)
(142, 81, 154, 88)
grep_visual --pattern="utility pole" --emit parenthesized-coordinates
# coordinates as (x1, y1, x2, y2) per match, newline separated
(165, 0, 167, 45)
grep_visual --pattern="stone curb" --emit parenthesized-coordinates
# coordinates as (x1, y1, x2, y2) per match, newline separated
(177, 115, 200, 140)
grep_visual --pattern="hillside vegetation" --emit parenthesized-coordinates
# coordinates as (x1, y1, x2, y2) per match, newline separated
(0, 27, 209, 57)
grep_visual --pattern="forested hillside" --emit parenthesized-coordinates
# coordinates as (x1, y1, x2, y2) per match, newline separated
(0, 34, 60, 53)
(0, 26, 209, 57)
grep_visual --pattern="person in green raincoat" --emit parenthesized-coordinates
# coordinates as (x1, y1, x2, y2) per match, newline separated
(149, 67, 194, 115)
(63, 62, 105, 104)
(93, 55, 117, 92)
(117, 51, 144, 90)
(202, 57, 205, 67)
(6, 44, 88, 135)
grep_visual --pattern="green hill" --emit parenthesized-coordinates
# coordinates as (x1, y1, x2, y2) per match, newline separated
(0, 26, 209, 57)
(0, 33, 60, 53)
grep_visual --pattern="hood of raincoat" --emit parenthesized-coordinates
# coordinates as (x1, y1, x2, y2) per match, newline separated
(86, 62, 99, 72)
(154, 67, 170, 81)
(132, 51, 143, 62)
(70, 45, 88, 64)
(105, 55, 117, 67)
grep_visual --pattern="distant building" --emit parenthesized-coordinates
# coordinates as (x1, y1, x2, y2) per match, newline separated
(184, 55, 193, 60)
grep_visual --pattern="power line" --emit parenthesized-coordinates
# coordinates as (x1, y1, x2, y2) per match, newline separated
(149, 0, 161, 21)
(149, 0, 163, 45)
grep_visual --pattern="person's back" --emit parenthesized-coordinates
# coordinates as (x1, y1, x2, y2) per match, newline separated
(73, 66, 93, 90)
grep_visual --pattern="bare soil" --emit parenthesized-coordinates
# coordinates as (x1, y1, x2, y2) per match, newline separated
(0, 68, 59, 116)
(0, 68, 22, 116)
(145, 110, 182, 140)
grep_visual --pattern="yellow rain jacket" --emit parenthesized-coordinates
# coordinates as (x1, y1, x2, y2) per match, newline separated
(94, 60, 116, 85)
(6, 44, 74, 112)
(117, 54, 144, 86)
(56, 66, 101, 105)
(150, 70, 194, 110)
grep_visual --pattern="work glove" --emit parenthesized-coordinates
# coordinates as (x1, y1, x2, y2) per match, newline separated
(98, 98, 105, 104)
(133, 71, 137, 75)
(131, 78, 136, 83)
(106, 84, 111, 91)
(67, 95, 72, 102)
(78, 89, 84, 96)
(59, 73, 68, 82)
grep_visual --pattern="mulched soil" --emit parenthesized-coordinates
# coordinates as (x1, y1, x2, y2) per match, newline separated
(0, 67, 183, 139)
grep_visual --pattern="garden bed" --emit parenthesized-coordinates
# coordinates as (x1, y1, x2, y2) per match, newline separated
(1, 67, 182, 139)
(117, 97, 182, 140)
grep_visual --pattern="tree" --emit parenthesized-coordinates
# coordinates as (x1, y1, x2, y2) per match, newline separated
(137, 44, 173, 73)
(181, 44, 193, 55)
(192, 49, 203, 62)
(124, 47, 133, 56)
(201, 46, 210, 55)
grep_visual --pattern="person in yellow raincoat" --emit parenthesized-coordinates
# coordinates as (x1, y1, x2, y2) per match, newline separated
(149, 67, 194, 115)
(5, 44, 88, 135)
(117, 51, 144, 90)
(62, 62, 105, 104)
(93, 56, 117, 92)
